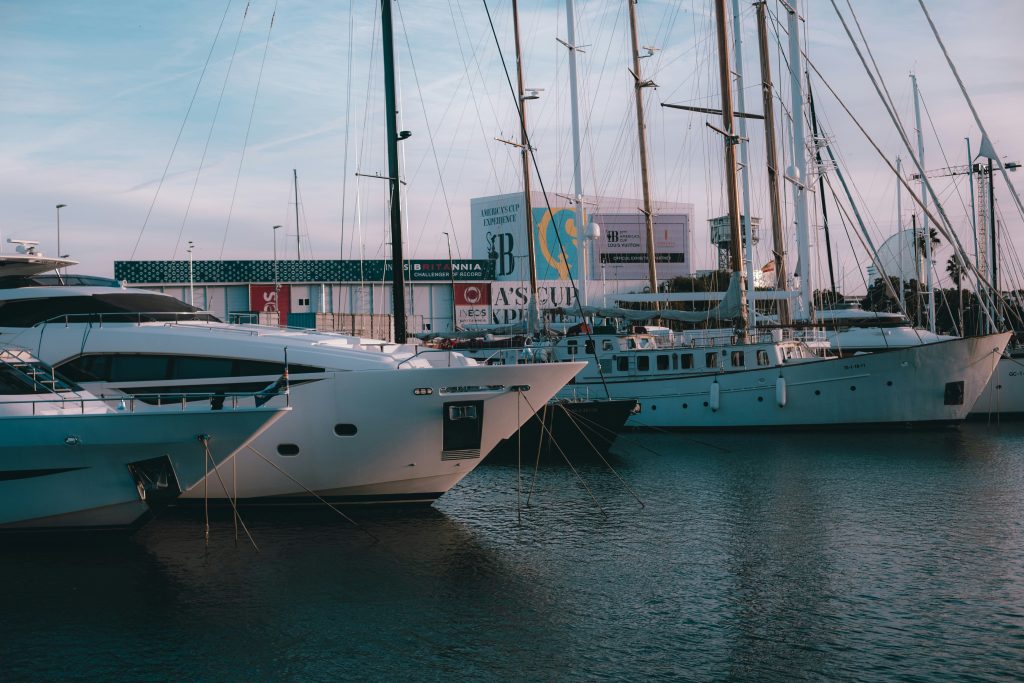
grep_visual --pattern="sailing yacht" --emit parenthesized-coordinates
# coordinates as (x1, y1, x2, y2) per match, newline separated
(0, 255, 583, 505)
(539, 0, 1010, 430)
(0, 346, 284, 530)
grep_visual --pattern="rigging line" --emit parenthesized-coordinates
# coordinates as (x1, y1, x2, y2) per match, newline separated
(129, 0, 235, 261)
(826, 0, 981, 296)
(526, 403, 548, 510)
(171, 1, 253, 260)
(202, 439, 260, 552)
(219, 3, 279, 259)
(341, 0, 356, 260)
(395, 2, 461, 254)
(519, 392, 608, 518)
(802, 15, 996, 329)
(558, 406, 645, 507)
(244, 444, 380, 542)
(916, 0, 1024, 230)
(918, 90, 973, 228)
(482, 0, 613, 395)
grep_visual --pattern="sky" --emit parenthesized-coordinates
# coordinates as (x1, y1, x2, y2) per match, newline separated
(1, 0, 1022, 294)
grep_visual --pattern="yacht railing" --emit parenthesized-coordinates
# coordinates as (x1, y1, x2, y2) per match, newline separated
(2, 389, 288, 417)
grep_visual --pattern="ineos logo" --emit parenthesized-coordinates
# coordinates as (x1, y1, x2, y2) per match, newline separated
(463, 286, 483, 305)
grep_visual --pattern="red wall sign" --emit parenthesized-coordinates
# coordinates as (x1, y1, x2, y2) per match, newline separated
(250, 284, 290, 326)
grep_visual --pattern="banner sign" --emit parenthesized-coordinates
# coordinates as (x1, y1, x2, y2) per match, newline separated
(454, 283, 491, 327)
(591, 212, 692, 279)
(250, 284, 290, 326)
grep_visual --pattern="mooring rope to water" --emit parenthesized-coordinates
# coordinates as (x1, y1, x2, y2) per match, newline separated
(199, 435, 261, 551)
(244, 444, 379, 543)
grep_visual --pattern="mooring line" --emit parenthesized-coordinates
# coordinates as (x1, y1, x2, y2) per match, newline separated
(200, 436, 260, 552)
(244, 444, 379, 543)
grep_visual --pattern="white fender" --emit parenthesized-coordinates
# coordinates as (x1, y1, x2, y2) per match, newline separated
(776, 376, 787, 407)
(710, 381, 720, 412)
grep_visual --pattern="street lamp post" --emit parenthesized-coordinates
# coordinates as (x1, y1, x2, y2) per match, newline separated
(55, 204, 67, 259)
(187, 241, 195, 307)
(272, 226, 282, 318)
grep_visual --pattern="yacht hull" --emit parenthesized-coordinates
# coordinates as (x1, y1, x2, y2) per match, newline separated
(0, 409, 282, 530)
(969, 353, 1024, 419)
(573, 333, 1008, 430)
(172, 362, 583, 504)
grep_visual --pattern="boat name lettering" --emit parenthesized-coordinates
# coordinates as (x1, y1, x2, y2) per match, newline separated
(842, 363, 866, 370)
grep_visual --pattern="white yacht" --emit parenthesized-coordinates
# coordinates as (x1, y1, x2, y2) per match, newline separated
(815, 305, 1023, 419)
(0, 257, 584, 506)
(0, 347, 284, 530)
(546, 322, 1009, 429)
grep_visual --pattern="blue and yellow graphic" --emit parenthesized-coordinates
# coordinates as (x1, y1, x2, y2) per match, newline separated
(534, 206, 581, 281)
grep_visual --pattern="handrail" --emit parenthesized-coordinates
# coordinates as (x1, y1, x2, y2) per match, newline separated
(2, 387, 290, 416)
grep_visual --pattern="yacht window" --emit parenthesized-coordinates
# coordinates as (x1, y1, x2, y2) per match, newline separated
(756, 350, 770, 367)
(627, 338, 637, 350)
(705, 352, 718, 369)
(617, 356, 629, 372)
(730, 351, 745, 367)
(672, 354, 678, 370)
(637, 356, 650, 372)
(567, 340, 578, 356)
(334, 424, 358, 436)
(681, 354, 694, 369)
(602, 339, 614, 351)
(277, 444, 300, 456)
(657, 355, 670, 371)
(57, 353, 323, 383)
(585, 340, 595, 355)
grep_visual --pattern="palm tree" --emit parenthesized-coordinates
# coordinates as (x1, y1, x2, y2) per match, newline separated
(947, 255, 963, 333)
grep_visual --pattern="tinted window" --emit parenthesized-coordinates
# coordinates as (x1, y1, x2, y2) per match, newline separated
(657, 355, 670, 370)
(731, 351, 745, 367)
(637, 356, 650, 371)
(681, 354, 694, 369)
(757, 349, 770, 366)
(57, 353, 323, 382)
(705, 353, 717, 368)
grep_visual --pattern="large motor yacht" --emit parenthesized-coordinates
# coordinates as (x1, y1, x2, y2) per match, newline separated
(0, 256, 583, 506)
(0, 346, 284, 530)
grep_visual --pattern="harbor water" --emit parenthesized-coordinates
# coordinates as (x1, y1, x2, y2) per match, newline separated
(3, 423, 1024, 681)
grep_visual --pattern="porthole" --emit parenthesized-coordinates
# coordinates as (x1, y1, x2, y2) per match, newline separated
(850, 386, 856, 392)
(277, 444, 300, 456)
(334, 424, 358, 437)
(757, 396, 763, 402)
(682, 403, 688, 409)
(814, 390, 821, 396)
(703, 401, 709, 407)
(651, 404, 657, 411)
(886, 381, 893, 387)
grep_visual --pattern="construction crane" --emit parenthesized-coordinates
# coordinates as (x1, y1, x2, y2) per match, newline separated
(908, 159, 1020, 293)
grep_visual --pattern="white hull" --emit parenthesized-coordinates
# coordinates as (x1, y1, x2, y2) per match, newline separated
(0, 409, 282, 530)
(2, 320, 581, 504)
(560, 334, 1008, 429)
(970, 354, 1024, 418)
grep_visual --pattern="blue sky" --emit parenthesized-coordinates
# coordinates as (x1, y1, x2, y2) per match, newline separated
(2, 0, 1022, 294)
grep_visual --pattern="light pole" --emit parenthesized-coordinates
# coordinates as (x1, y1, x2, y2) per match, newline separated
(272, 225, 282, 315)
(187, 240, 195, 307)
(55, 204, 67, 259)
(443, 231, 456, 331)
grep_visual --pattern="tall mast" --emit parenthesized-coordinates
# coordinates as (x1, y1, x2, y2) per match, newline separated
(731, 0, 757, 330)
(911, 73, 935, 333)
(293, 169, 301, 260)
(754, 1, 789, 325)
(807, 81, 836, 296)
(512, 0, 540, 329)
(627, 0, 659, 297)
(714, 0, 747, 330)
(565, 0, 587, 305)
(785, 0, 812, 318)
(896, 156, 906, 310)
(381, 0, 407, 342)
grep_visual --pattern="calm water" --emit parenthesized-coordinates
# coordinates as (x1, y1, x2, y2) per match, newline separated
(3, 424, 1024, 681)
